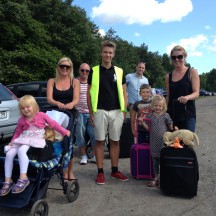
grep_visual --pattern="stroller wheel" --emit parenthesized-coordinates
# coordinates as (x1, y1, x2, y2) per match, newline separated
(30, 199, 49, 216)
(66, 180, 79, 202)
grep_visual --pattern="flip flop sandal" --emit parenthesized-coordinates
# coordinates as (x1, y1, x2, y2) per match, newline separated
(68, 178, 78, 181)
(147, 179, 159, 187)
(0, 182, 15, 196)
(12, 179, 30, 194)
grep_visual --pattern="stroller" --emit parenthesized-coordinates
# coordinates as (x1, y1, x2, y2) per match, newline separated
(0, 108, 79, 216)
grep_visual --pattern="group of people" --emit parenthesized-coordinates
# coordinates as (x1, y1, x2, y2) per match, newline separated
(0, 41, 200, 196)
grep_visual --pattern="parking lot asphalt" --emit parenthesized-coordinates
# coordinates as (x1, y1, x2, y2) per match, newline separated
(0, 96, 216, 216)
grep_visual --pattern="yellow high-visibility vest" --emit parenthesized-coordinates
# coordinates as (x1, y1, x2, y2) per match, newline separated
(90, 65, 125, 113)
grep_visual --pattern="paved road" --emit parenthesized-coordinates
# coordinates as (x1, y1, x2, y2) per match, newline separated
(1, 96, 216, 216)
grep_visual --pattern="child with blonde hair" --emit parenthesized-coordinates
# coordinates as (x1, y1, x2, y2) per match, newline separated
(141, 95, 175, 187)
(0, 95, 70, 196)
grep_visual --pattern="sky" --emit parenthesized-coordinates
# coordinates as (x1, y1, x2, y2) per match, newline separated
(72, 0, 216, 75)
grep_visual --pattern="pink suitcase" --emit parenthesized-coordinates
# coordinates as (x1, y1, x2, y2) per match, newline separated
(130, 143, 154, 179)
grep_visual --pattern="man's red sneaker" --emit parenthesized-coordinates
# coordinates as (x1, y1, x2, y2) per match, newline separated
(111, 171, 129, 181)
(96, 173, 105, 185)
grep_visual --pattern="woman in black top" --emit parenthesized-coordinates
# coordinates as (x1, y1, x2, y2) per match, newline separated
(165, 45, 200, 132)
(47, 57, 80, 180)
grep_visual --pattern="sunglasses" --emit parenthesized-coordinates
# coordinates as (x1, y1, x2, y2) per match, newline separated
(80, 69, 90, 73)
(59, 64, 71, 70)
(171, 55, 184, 61)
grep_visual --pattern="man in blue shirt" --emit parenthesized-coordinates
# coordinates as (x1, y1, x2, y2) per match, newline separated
(126, 62, 149, 114)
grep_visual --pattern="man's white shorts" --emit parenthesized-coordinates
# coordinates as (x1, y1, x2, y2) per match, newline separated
(93, 109, 124, 141)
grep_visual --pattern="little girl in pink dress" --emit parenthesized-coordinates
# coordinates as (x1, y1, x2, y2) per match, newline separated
(0, 95, 70, 196)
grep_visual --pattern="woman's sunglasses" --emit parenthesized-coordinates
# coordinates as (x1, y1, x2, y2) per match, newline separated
(59, 64, 71, 70)
(171, 55, 184, 61)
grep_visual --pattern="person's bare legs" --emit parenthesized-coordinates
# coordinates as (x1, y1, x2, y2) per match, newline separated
(109, 139, 128, 181)
(63, 158, 75, 180)
(95, 140, 105, 184)
(109, 139, 119, 167)
(80, 146, 86, 156)
(95, 140, 105, 168)
(68, 158, 75, 179)
(5, 177, 13, 183)
(19, 173, 28, 180)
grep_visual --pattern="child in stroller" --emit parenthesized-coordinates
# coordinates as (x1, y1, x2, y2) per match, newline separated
(0, 95, 70, 196)
(0, 96, 79, 215)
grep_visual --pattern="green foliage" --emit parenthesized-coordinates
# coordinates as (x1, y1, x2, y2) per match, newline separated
(199, 73, 207, 90)
(206, 69, 216, 91)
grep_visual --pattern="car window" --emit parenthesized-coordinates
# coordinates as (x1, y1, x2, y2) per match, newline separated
(41, 85, 47, 97)
(16, 84, 40, 97)
(0, 84, 16, 101)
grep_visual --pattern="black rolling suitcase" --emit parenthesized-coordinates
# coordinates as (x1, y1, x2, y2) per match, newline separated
(160, 146, 199, 198)
(119, 118, 134, 158)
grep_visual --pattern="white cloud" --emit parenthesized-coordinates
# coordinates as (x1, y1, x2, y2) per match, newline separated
(134, 32, 141, 37)
(98, 28, 106, 37)
(166, 34, 208, 57)
(92, 0, 193, 25)
(208, 36, 216, 52)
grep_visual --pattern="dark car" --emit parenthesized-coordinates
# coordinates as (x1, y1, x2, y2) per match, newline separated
(152, 88, 167, 97)
(199, 89, 211, 96)
(7, 81, 50, 109)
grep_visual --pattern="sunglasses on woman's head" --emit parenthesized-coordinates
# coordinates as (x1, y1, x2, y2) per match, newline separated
(59, 64, 71, 70)
(171, 55, 184, 61)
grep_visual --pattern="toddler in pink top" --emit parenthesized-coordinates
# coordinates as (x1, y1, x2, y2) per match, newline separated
(0, 95, 70, 196)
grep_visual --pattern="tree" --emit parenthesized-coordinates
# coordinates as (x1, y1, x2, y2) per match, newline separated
(0, 0, 101, 84)
(0, 0, 61, 84)
(206, 69, 216, 91)
(199, 73, 207, 90)
(28, 0, 100, 70)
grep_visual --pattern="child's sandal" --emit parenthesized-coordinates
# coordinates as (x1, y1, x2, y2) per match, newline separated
(12, 179, 30, 194)
(148, 179, 159, 187)
(0, 182, 15, 196)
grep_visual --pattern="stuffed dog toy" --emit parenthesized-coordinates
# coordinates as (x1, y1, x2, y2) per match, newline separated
(163, 129, 199, 148)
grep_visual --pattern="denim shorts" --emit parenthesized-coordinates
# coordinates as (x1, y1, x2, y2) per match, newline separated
(75, 112, 96, 148)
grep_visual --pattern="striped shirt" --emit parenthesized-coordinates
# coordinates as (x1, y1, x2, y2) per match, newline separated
(75, 81, 89, 113)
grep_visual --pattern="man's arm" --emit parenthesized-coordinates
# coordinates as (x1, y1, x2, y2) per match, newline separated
(87, 84, 94, 126)
(122, 84, 128, 110)
(122, 83, 128, 119)
(165, 73, 169, 104)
